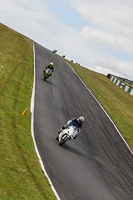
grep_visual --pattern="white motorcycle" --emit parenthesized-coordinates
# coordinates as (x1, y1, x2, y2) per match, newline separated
(56, 126, 79, 146)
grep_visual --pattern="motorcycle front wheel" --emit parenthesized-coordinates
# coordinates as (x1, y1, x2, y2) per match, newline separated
(59, 134, 69, 146)
(44, 74, 48, 80)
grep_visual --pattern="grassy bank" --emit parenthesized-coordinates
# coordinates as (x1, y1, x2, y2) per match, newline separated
(67, 61, 133, 151)
(0, 23, 56, 200)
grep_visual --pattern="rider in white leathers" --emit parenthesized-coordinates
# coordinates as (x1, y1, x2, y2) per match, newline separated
(58, 116, 84, 139)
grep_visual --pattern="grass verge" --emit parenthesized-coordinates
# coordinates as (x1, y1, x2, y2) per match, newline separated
(66, 61, 133, 151)
(0, 23, 56, 200)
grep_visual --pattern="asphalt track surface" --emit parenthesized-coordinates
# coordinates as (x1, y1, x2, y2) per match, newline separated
(34, 42, 133, 200)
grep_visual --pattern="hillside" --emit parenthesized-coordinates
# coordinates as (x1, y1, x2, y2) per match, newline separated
(0, 23, 56, 200)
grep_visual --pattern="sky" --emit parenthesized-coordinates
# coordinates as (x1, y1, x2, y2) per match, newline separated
(0, 0, 133, 80)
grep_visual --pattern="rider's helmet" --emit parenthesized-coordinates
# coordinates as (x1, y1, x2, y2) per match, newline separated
(77, 116, 84, 124)
(50, 62, 53, 66)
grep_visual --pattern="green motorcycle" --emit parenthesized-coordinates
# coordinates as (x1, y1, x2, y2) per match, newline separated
(43, 69, 52, 80)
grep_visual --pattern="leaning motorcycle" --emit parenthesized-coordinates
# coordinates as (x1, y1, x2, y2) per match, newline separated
(43, 69, 52, 80)
(56, 126, 78, 146)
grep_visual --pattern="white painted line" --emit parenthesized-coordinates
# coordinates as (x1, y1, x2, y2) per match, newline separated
(110, 75, 114, 81)
(66, 62, 133, 155)
(125, 85, 129, 92)
(130, 89, 133, 96)
(30, 42, 61, 200)
(116, 80, 120, 86)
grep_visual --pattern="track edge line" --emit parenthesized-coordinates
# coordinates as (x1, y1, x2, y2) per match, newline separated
(30, 41, 61, 200)
(66, 61, 133, 155)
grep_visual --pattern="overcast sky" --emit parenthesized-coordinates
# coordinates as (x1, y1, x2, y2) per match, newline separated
(0, 0, 133, 80)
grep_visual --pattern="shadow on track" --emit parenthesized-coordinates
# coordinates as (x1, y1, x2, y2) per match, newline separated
(62, 143, 95, 162)
(41, 77, 56, 86)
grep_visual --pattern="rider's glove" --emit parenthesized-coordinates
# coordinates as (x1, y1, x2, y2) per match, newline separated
(67, 120, 72, 125)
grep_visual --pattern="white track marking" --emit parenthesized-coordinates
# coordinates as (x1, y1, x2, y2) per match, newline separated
(30, 42, 61, 200)
(67, 62, 133, 155)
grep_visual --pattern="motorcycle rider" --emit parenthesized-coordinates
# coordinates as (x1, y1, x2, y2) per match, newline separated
(58, 116, 84, 139)
(43, 62, 54, 76)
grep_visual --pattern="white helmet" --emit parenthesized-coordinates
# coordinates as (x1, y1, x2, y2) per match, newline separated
(77, 116, 84, 123)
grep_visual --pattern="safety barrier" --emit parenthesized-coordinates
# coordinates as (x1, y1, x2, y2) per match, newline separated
(107, 74, 133, 96)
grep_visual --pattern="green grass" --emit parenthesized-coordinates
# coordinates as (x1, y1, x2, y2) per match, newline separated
(0, 23, 56, 200)
(66, 61, 133, 151)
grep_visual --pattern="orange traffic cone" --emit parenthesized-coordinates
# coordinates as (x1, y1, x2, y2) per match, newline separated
(22, 107, 28, 116)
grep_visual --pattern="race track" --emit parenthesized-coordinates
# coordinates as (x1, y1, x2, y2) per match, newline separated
(33, 42, 133, 200)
